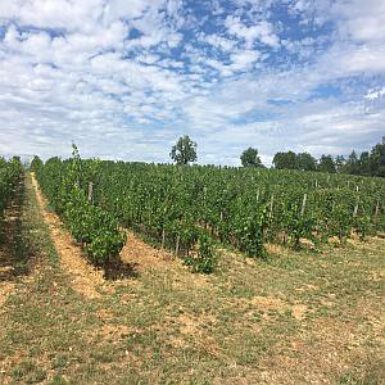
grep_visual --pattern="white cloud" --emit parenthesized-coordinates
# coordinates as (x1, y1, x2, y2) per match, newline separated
(365, 87, 385, 101)
(0, 0, 105, 33)
(230, 49, 261, 70)
(0, 0, 384, 164)
(333, 0, 385, 43)
(203, 34, 237, 52)
(225, 16, 280, 48)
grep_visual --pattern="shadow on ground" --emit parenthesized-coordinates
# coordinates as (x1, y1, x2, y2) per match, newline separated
(102, 258, 139, 280)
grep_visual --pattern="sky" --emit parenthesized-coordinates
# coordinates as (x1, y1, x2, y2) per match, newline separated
(0, 0, 384, 166)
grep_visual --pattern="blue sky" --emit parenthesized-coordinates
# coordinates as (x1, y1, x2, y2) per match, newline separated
(0, 0, 384, 165)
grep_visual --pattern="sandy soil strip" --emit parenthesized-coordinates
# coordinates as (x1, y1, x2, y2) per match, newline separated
(0, 282, 15, 308)
(120, 230, 174, 272)
(30, 173, 104, 299)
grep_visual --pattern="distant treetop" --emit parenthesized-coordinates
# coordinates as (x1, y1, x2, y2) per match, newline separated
(240, 147, 264, 168)
(170, 135, 197, 165)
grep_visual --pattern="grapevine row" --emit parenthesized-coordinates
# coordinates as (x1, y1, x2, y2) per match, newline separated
(33, 152, 385, 273)
(32, 148, 125, 266)
(0, 157, 23, 244)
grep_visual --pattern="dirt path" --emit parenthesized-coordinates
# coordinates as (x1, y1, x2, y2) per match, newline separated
(30, 173, 105, 299)
(120, 230, 174, 272)
(29, 173, 179, 297)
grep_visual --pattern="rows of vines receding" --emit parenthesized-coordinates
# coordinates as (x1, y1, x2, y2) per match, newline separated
(32, 147, 126, 266)
(32, 150, 385, 273)
(0, 157, 23, 245)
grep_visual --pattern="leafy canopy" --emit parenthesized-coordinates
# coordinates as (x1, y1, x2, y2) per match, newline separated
(273, 151, 297, 169)
(240, 147, 264, 168)
(318, 154, 336, 173)
(170, 135, 197, 165)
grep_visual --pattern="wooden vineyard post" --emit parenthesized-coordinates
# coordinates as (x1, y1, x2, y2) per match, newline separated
(88, 181, 93, 203)
(269, 194, 274, 219)
(353, 201, 359, 218)
(265, 194, 275, 241)
(161, 229, 166, 249)
(374, 200, 380, 224)
(203, 187, 207, 208)
(301, 193, 307, 217)
(175, 235, 180, 256)
(353, 186, 359, 218)
(256, 189, 260, 203)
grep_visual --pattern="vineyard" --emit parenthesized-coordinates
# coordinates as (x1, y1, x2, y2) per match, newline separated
(32, 148, 385, 273)
(1, 152, 384, 385)
(0, 157, 23, 243)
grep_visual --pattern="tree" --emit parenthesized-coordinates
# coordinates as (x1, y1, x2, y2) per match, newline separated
(272, 151, 297, 169)
(359, 151, 370, 175)
(30, 155, 43, 172)
(170, 135, 197, 165)
(345, 150, 360, 175)
(369, 137, 385, 177)
(240, 147, 264, 168)
(335, 155, 346, 173)
(297, 152, 317, 171)
(318, 154, 336, 173)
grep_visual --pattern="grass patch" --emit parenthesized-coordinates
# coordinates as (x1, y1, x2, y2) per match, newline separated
(337, 358, 385, 385)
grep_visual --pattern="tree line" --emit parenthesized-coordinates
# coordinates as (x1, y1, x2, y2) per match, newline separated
(170, 135, 385, 177)
(270, 137, 385, 176)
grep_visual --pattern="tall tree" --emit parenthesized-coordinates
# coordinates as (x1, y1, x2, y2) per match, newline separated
(318, 154, 336, 173)
(345, 150, 360, 174)
(273, 151, 297, 169)
(297, 152, 317, 171)
(240, 147, 264, 168)
(335, 155, 346, 173)
(369, 137, 385, 177)
(30, 155, 43, 172)
(359, 151, 370, 175)
(170, 135, 197, 165)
